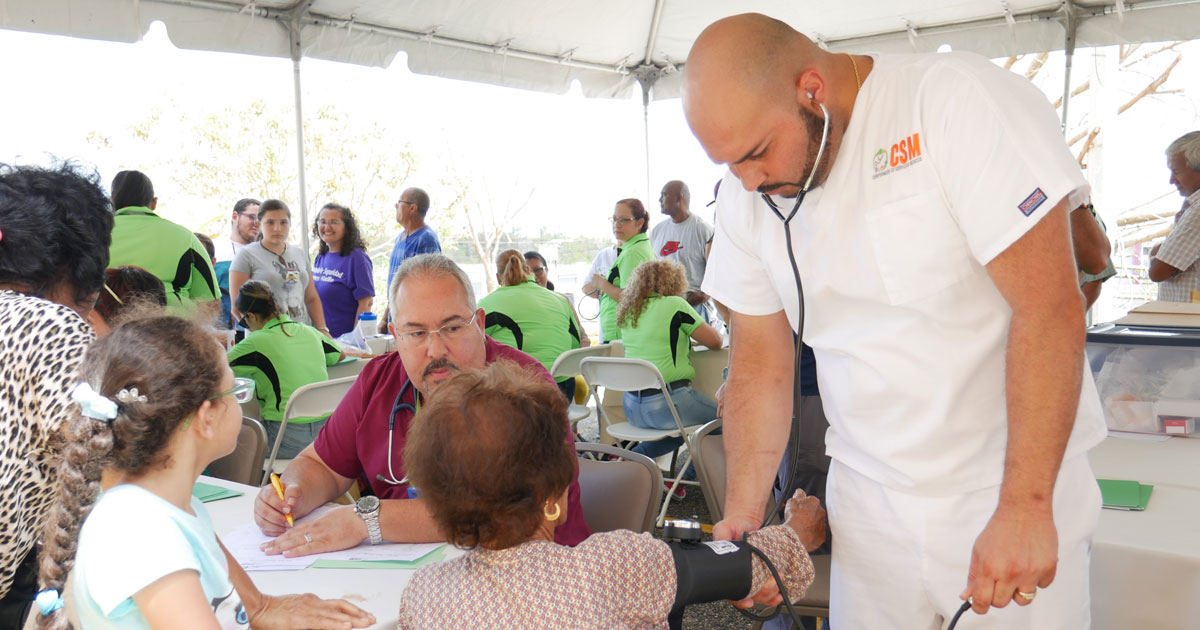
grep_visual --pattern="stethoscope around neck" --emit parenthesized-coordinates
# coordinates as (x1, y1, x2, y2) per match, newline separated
(376, 378, 420, 486)
(753, 97, 829, 532)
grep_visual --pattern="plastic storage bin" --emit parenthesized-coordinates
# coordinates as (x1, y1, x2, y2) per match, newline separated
(1087, 323, 1200, 436)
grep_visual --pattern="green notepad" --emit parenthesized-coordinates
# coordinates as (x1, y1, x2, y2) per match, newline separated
(1097, 479, 1153, 511)
(192, 482, 245, 503)
(309, 545, 447, 570)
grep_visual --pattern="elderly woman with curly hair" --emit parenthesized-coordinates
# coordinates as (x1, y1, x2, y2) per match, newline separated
(398, 362, 824, 629)
(616, 259, 723, 498)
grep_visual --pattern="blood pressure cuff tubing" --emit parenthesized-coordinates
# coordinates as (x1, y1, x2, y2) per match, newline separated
(668, 540, 754, 613)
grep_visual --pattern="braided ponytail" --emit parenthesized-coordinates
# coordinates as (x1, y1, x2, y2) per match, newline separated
(36, 316, 224, 629)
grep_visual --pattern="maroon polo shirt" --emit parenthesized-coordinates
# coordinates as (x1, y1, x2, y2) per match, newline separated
(313, 336, 591, 546)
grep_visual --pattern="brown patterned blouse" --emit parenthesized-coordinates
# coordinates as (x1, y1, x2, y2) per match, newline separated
(397, 526, 813, 629)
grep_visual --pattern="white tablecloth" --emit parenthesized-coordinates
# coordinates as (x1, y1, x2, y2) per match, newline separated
(1089, 436, 1200, 629)
(202, 476, 461, 629)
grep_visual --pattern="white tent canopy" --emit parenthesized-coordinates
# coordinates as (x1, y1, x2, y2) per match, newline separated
(6, 0, 1200, 247)
(7, 0, 1200, 99)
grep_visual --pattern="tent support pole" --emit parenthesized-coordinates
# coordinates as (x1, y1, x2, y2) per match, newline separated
(1060, 1, 1081, 132)
(291, 52, 311, 256)
(641, 78, 652, 206)
(286, 2, 314, 256)
(633, 65, 665, 206)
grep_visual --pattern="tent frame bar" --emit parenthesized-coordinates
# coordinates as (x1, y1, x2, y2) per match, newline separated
(158, 0, 1200, 79)
(158, 0, 629, 77)
(817, 0, 1197, 52)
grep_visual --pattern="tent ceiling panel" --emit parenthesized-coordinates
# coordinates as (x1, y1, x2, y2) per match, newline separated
(3, 0, 1200, 99)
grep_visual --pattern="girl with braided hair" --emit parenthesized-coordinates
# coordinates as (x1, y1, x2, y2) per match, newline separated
(35, 316, 373, 630)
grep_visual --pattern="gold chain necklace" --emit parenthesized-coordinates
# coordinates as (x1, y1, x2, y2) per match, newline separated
(847, 53, 862, 91)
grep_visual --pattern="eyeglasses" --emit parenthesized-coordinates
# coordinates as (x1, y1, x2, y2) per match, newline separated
(317, 219, 343, 227)
(609, 217, 635, 225)
(395, 311, 479, 347)
(211, 377, 256, 404)
(398, 200, 416, 206)
(530, 267, 547, 275)
(238, 212, 260, 223)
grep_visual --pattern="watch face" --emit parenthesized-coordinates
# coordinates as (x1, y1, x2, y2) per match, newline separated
(357, 495, 380, 513)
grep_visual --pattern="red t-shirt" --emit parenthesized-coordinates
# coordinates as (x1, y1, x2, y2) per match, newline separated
(313, 336, 591, 546)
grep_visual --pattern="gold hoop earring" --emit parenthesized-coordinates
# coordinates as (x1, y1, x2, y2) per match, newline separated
(543, 501, 561, 522)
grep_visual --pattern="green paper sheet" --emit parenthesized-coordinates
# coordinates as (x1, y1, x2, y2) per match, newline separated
(1097, 479, 1153, 511)
(192, 482, 245, 503)
(309, 545, 447, 570)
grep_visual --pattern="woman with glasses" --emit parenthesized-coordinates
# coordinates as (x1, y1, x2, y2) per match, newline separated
(311, 203, 375, 338)
(83, 266, 168, 337)
(479, 250, 585, 400)
(524, 250, 591, 349)
(228, 281, 345, 459)
(589, 198, 654, 343)
(229, 199, 330, 334)
(523, 251, 556, 291)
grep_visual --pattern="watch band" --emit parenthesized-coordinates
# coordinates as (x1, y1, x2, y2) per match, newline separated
(356, 500, 383, 545)
(363, 510, 383, 545)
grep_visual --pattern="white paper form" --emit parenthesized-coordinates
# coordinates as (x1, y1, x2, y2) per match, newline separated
(220, 505, 444, 571)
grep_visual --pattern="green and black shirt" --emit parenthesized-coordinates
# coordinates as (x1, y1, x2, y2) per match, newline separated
(109, 206, 218, 307)
(479, 278, 581, 381)
(618, 295, 703, 382)
(598, 232, 654, 343)
(227, 315, 342, 424)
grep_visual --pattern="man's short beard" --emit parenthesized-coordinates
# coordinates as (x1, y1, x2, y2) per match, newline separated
(757, 105, 832, 198)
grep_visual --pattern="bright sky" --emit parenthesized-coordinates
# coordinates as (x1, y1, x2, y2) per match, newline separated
(0, 23, 725, 238)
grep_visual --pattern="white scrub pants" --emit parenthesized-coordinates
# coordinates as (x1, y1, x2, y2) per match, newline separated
(827, 454, 1100, 629)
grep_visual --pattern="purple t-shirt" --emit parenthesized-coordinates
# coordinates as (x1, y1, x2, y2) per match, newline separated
(313, 249, 375, 338)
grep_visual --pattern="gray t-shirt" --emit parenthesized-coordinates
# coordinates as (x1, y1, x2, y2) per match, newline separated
(230, 242, 313, 325)
(649, 213, 714, 292)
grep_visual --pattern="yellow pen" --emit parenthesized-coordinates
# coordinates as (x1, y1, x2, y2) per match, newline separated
(269, 473, 294, 527)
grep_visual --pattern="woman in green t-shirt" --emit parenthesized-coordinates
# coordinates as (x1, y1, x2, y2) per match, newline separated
(617, 260, 723, 497)
(590, 198, 655, 343)
(480, 250, 585, 399)
(228, 281, 344, 458)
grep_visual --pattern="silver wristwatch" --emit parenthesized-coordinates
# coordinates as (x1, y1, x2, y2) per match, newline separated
(354, 495, 383, 545)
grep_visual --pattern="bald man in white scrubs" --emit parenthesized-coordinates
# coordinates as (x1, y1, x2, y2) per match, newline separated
(684, 14, 1105, 629)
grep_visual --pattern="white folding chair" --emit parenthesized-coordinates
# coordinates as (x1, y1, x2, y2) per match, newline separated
(579, 356, 709, 527)
(550, 344, 614, 433)
(574, 442, 663, 533)
(261, 375, 357, 485)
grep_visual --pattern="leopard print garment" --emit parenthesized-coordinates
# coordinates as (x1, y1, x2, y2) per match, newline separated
(0, 292, 93, 597)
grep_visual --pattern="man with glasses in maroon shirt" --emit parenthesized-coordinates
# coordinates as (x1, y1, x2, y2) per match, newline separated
(253, 254, 590, 554)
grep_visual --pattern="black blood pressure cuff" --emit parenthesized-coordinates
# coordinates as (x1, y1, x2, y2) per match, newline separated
(668, 539, 754, 612)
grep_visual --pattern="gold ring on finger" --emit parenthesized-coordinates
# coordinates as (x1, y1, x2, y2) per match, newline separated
(1016, 590, 1036, 601)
